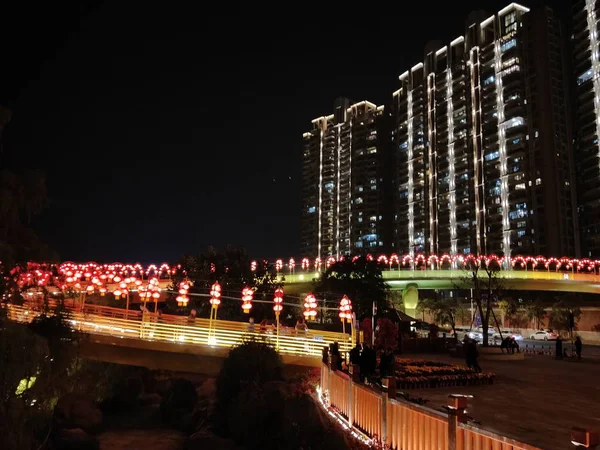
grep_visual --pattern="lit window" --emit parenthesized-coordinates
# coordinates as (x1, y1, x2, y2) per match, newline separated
(356, 198, 363, 204)
(368, 147, 377, 154)
(308, 206, 316, 214)
(515, 183, 526, 190)
(536, 178, 542, 185)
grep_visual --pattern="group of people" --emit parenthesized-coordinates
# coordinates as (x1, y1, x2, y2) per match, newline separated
(500, 336, 520, 354)
(348, 343, 396, 381)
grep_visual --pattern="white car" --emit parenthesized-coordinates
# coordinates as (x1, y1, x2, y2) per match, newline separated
(492, 330, 523, 344)
(468, 327, 496, 342)
(529, 330, 559, 341)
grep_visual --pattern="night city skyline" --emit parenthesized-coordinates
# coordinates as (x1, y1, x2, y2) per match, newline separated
(1, 0, 569, 263)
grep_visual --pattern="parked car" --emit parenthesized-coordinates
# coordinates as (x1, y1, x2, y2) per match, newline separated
(492, 329, 524, 344)
(529, 330, 559, 341)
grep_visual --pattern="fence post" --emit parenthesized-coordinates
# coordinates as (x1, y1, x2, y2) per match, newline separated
(327, 362, 332, 407)
(447, 395, 468, 450)
(348, 376, 354, 428)
(381, 377, 395, 446)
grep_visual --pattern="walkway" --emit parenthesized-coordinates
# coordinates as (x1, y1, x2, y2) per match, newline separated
(405, 353, 600, 450)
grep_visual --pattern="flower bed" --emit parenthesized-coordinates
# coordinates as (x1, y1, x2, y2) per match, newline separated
(395, 358, 495, 389)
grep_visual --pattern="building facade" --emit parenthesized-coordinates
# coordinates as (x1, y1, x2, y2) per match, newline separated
(300, 98, 391, 259)
(573, 0, 600, 257)
(392, 3, 578, 259)
(302, 3, 581, 260)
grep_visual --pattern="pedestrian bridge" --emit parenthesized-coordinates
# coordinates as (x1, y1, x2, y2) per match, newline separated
(5, 304, 352, 368)
(283, 269, 600, 294)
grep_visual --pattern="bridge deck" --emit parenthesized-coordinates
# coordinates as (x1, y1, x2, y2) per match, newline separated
(6, 304, 352, 361)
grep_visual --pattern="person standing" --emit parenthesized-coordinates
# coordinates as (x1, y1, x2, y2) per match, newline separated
(575, 336, 583, 360)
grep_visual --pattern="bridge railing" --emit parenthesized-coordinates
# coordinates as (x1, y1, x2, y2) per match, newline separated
(320, 362, 542, 450)
(285, 269, 600, 284)
(4, 304, 352, 358)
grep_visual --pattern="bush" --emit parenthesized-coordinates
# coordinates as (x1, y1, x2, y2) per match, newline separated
(375, 318, 398, 350)
(160, 378, 198, 431)
(215, 341, 283, 430)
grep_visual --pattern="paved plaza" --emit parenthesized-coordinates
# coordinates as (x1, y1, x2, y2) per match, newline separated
(407, 353, 600, 450)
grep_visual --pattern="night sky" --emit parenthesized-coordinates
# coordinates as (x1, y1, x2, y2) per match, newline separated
(1, 0, 564, 263)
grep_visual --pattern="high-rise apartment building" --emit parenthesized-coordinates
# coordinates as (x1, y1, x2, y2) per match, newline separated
(392, 3, 578, 259)
(301, 3, 580, 260)
(573, 0, 600, 256)
(300, 98, 391, 259)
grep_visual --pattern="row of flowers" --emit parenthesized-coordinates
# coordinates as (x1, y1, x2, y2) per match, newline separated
(397, 365, 473, 377)
(395, 358, 454, 368)
(396, 372, 495, 389)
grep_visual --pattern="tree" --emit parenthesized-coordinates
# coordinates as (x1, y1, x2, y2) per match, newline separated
(525, 299, 546, 330)
(170, 246, 281, 321)
(417, 297, 465, 339)
(0, 169, 56, 268)
(460, 259, 505, 346)
(375, 318, 398, 350)
(313, 257, 389, 319)
(549, 298, 581, 335)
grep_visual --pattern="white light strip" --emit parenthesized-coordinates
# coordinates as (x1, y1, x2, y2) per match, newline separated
(427, 73, 437, 255)
(450, 36, 464, 47)
(447, 65, 457, 255)
(336, 125, 341, 259)
(408, 88, 415, 257)
(585, 0, 600, 175)
(318, 129, 324, 261)
(498, 2, 530, 17)
(470, 47, 485, 254)
(348, 124, 353, 255)
(495, 35, 511, 260)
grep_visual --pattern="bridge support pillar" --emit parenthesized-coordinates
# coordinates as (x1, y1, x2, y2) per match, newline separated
(402, 283, 419, 318)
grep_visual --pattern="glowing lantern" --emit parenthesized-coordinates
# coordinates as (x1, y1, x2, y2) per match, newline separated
(273, 287, 283, 314)
(301, 258, 310, 271)
(210, 282, 221, 307)
(177, 279, 189, 307)
(275, 259, 283, 272)
(114, 289, 122, 297)
(250, 260, 257, 272)
(339, 295, 352, 321)
(86, 285, 94, 294)
(289, 258, 295, 273)
(113, 276, 122, 283)
(241, 286, 253, 313)
(99, 287, 107, 296)
(303, 293, 318, 321)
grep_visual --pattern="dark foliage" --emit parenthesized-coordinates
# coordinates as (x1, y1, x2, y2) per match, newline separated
(314, 257, 389, 319)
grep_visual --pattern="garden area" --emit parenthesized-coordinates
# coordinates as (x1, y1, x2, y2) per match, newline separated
(394, 358, 495, 389)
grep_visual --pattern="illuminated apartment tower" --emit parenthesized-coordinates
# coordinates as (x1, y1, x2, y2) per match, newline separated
(392, 3, 578, 258)
(573, 0, 600, 256)
(301, 98, 390, 259)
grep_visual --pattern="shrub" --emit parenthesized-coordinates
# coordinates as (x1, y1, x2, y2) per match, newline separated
(215, 341, 283, 434)
(375, 318, 398, 350)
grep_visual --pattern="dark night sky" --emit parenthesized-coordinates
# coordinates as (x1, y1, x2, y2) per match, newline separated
(1, 0, 564, 263)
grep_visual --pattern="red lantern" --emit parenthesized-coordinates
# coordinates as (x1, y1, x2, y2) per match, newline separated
(339, 295, 352, 321)
(303, 293, 317, 321)
(241, 286, 253, 313)
(273, 287, 283, 314)
(177, 280, 189, 307)
(210, 281, 221, 307)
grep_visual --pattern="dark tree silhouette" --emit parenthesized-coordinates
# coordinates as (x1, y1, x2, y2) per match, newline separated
(313, 256, 389, 319)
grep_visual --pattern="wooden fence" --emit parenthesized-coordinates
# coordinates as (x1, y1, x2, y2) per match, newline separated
(321, 363, 542, 450)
